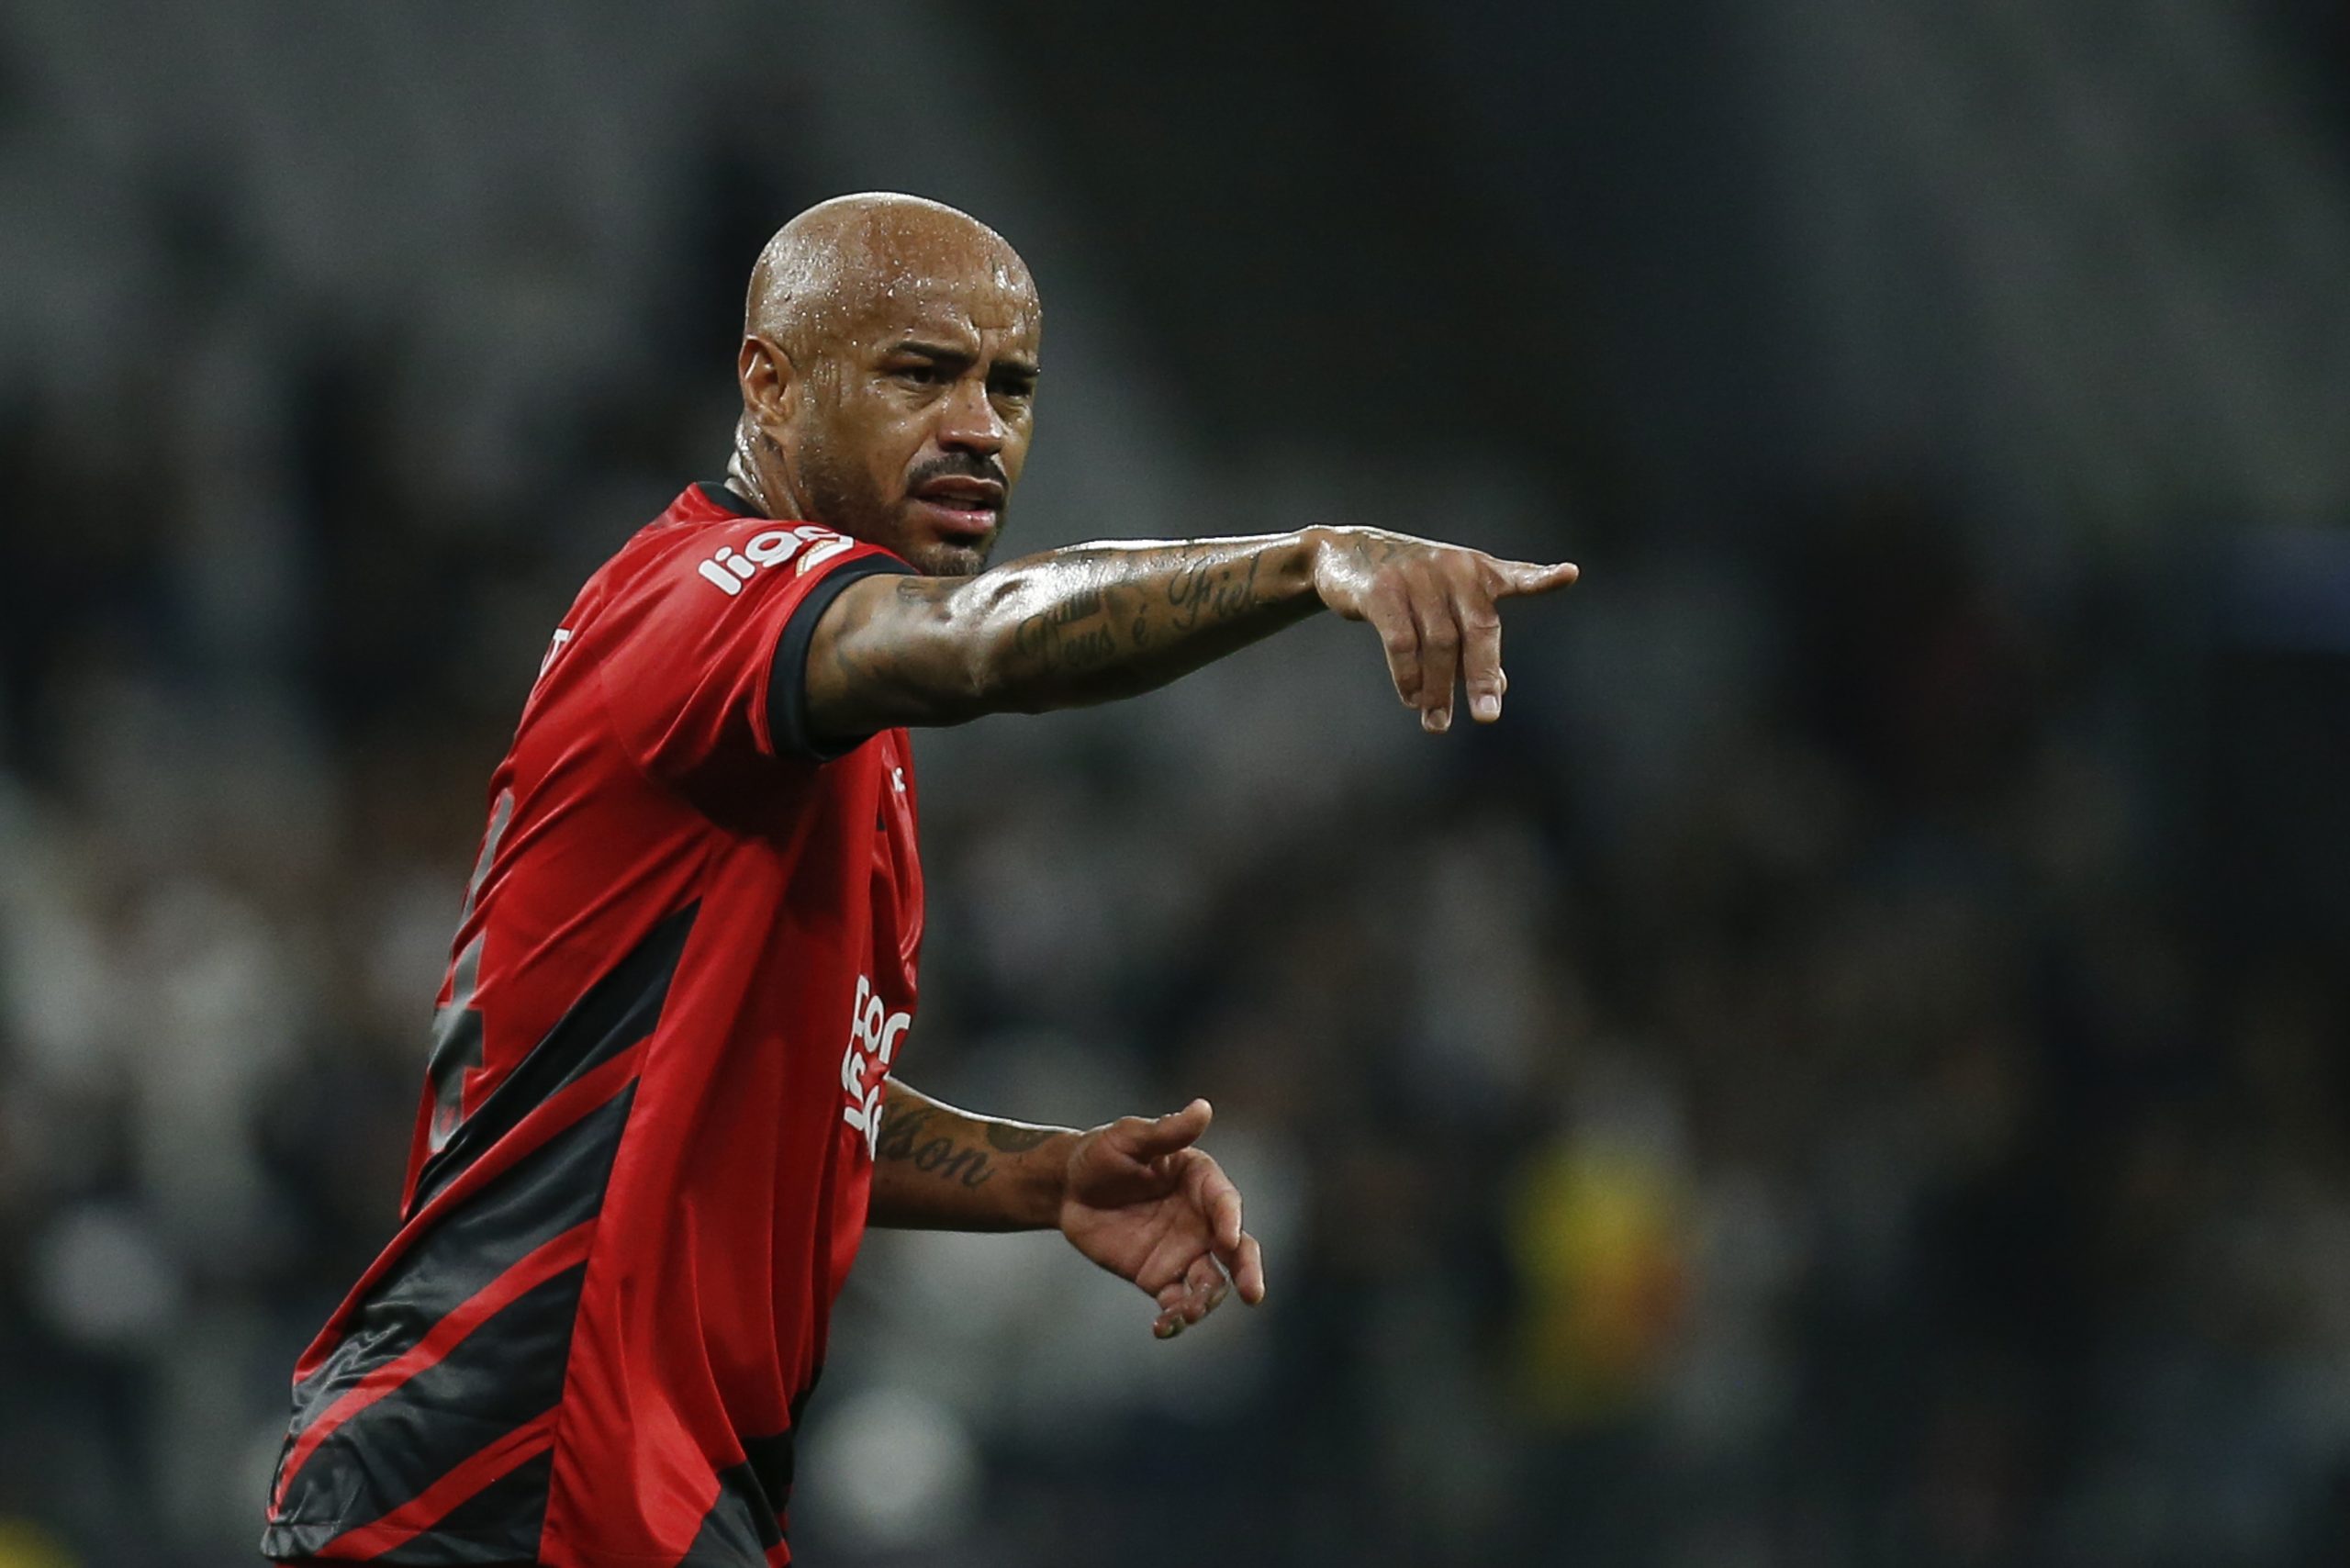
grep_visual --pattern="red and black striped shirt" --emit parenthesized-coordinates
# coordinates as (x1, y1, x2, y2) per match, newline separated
(263, 483, 923, 1566)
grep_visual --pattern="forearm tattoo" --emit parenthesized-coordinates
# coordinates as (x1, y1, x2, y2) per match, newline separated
(992, 544, 1283, 697)
(820, 536, 1317, 727)
(983, 1122, 1056, 1153)
(875, 1102, 996, 1190)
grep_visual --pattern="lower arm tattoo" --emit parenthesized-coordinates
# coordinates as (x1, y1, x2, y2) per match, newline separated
(875, 1102, 996, 1190)
(869, 1083, 1077, 1230)
(1166, 550, 1267, 632)
(811, 534, 1317, 734)
(979, 538, 1313, 709)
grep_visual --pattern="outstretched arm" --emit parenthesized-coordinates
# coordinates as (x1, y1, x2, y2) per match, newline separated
(869, 1080, 1267, 1338)
(805, 526, 1578, 742)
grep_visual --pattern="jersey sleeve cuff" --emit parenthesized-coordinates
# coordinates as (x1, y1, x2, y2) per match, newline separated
(767, 553, 918, 763)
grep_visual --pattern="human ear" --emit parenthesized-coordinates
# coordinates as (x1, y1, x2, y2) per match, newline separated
(737, 336, 797, 426)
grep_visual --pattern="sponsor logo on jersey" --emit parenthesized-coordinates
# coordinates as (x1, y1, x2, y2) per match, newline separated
(840, 973, 911, 1157)
(697, 526, 856, 597)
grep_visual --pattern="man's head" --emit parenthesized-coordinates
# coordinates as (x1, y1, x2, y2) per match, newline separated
(731, 193, 1040, 577)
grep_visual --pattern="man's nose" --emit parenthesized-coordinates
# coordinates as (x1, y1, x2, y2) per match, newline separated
(934, 375, 1007, 456)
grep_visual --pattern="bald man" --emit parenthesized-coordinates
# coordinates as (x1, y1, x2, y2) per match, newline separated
(262, 194, 1577, 1568)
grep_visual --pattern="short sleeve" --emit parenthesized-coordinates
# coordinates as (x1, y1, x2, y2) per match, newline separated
(596, 519, 914, 784)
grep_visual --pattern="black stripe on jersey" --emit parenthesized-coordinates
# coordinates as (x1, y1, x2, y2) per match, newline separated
(268, 1260, 585, 1557)
(679, 1456, 783, 1564)
(697, 479, 763, 516)
(678, 1420, 801, 1563)
(287, 1083, 635, 1425)
(366, 1451, 554, 1566)
(678, 1464, 775, 1567)
(409, 901, 698, 1215)
(269, 1079, 637, 1556)
(740, 1428, 797, 1540)
(768, 554, 916, 763)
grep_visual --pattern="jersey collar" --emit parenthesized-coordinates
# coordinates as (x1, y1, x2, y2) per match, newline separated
(695, 480, 767, 518)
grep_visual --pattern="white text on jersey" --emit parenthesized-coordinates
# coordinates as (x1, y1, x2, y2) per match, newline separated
(840, 973, 911, 1158)
(697, 527, 856, 597)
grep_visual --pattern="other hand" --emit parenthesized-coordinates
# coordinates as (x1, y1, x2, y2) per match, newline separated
(1307, 525, 1579, 734)
(1059, 1099, 1267, 1338)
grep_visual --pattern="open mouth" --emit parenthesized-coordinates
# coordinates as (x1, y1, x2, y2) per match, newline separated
(909, 476, 1003, 538)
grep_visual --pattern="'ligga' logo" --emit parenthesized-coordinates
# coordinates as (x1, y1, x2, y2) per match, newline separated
(697, 526, 856, 596)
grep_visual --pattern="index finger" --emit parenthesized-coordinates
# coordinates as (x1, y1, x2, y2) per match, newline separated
(1184, 1156, 1246, 1251)
(1490, 559, 1581, 598)
(1456, 588, 1505, 724)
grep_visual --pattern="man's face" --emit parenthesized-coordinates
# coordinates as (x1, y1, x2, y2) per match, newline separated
(762, 264, 1040, 577)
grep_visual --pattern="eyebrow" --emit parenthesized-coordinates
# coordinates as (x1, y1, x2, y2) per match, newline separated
(886, 340, 1040, 378)
(888, 339, 971, 364)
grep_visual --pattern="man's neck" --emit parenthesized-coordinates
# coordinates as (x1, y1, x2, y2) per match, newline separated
(727, 423, 810, 521)
(722, 452, 773, 518)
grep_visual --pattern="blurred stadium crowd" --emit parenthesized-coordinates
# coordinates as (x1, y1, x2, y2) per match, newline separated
(4, 5, 2350, 1568)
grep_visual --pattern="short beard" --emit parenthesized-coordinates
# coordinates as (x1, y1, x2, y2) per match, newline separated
(792, 439, 888, 543)
(797, 442, 999, 577)
(910, 536, 992, 578)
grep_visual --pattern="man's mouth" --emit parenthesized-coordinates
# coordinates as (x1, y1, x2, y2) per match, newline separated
(909, 476, 1004, 539)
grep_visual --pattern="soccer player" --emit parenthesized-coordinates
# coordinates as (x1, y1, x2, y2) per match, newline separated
(262, 193, 1579, 1567)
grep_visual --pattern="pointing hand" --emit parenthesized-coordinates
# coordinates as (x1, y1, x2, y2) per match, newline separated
(1307, 525, 1579, 734)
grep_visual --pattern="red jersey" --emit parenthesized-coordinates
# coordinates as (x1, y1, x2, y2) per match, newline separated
(263, 483, 923, 1567)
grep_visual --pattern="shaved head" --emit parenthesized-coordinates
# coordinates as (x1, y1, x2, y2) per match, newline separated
(729, 193, 1042, 576)
(745, 194, 1033, 355)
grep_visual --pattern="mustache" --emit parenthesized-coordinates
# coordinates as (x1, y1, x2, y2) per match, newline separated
(907, 453, 1009, 492)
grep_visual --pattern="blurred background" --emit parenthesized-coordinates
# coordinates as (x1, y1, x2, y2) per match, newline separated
(4, 2, 2349, 1564)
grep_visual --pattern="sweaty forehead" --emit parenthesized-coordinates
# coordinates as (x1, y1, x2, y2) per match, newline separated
(755, 210, 1040, 355)
(844, 253, 1038, 344)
